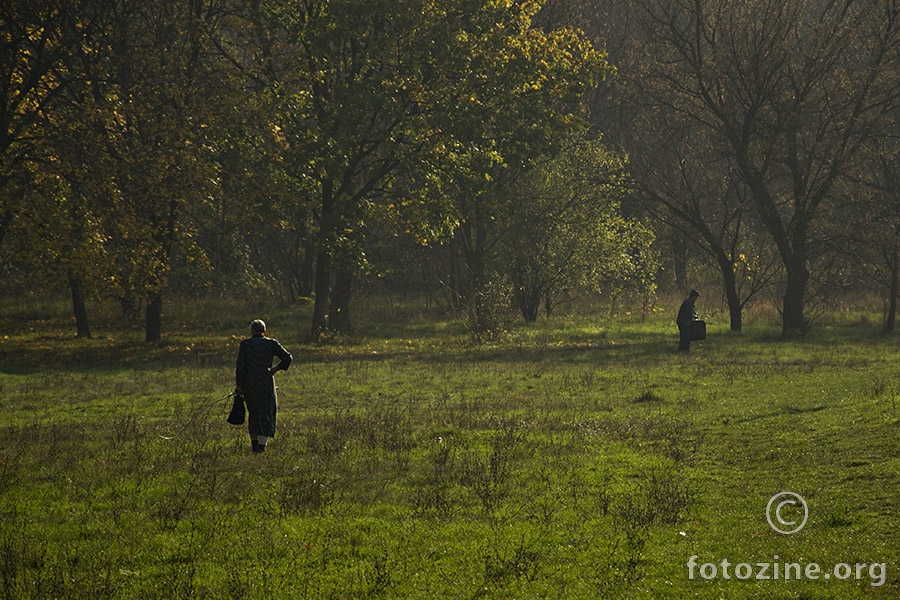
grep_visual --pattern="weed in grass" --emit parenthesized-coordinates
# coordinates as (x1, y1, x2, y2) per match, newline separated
(0, 513, 27, 597)
(461, 420, 528, 517)
(866, 375, 900, 406)
(365, 548, 393, 595)
(412, 437, 461, 518)
(154, 476, 198, 531)
(483, 540, 541, 586)
(825, 503, 856, 528)
(607, 468, 693, 582)
(360, 400, 415, 472)
(558, 463, 614, 518)
(639, 466, 695, 525)
(279, 466, 334, 515)
(633, 389, 665, 404)
(158, 531, 201, 600)
(0, 431, 26, 493)
(304, 410, 359, 456)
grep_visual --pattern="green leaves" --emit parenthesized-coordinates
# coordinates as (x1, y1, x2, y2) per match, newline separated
(505, 137, 658, 320)
(2, 0, 614, 337)
(243, 0, 609, 332)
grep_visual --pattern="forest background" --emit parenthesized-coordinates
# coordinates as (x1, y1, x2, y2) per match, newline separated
(4, 0, 900, 339)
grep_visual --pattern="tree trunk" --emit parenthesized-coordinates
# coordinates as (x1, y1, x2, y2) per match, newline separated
(311, 249, 332, 336)
(672, 228, 689, 294)
(885, 248, 899, 334)
(328, 267, 353, 333)
(145, 198, 178, 343)
(727, 293, 742, 333)
(298, 235, 316, 298)
(470, 213, 491, 334)
(146, 293, 162, 342)
(69, 274, 91, 339)
(516, 283, 541, 323)
(312, 183, 336, 337)
(447, 237, 466, 312)
(715, 253, 742, 332)
(0, 209, 14, 253)
(454, 221, 479, 325)
(782, 255, 809, 338)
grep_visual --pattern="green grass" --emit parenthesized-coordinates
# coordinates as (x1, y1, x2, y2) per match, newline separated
(2, 297, 900, 598)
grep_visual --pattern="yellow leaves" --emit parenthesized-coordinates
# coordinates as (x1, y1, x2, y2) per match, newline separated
(733, 253, 764, 283)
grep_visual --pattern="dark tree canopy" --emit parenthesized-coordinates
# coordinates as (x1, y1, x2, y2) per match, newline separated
(4, 0, 900, 339)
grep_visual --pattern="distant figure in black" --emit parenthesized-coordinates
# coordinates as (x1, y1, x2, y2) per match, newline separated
(677, 290, 700, 352)
(235, 319, 292, 453)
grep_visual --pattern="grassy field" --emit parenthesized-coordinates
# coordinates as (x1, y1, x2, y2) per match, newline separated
(1, 296, 900, 598)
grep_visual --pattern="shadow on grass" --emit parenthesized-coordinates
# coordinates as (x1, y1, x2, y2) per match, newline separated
(0, 324, 686, 374)
(735, 404, 830, 424)
(3, 314, 896, 376)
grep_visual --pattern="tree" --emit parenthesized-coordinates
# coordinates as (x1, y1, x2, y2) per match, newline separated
(18, 103, 112, 339)
(226, 0, 607, 337)
(538, 0, 776, 328)
(0, 1, 137, 337)
(844, 147, 900, 333)
(425, 5, 610, 334)
(504, 137, 651, 322)
(628, 116, 776, 332)
(635, 0, 900, 336)
(0, 1, 99, 265)
(220, 0, 439, 336)
(82, 0, 227, 341)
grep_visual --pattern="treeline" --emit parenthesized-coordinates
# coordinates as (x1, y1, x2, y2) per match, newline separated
(0, 0, 655, 341)
(544, 0, 900, 335)
(2, 1, 900, 341)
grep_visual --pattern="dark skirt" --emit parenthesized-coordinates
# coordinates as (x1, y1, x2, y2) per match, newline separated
(246, 393, 277, 437)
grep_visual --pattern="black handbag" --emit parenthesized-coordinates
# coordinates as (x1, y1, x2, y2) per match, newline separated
(690, 320, 707, 341)
(227, 393, 246, 425)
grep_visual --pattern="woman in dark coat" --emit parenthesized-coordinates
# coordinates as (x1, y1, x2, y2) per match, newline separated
(235, 319, 292, 453)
